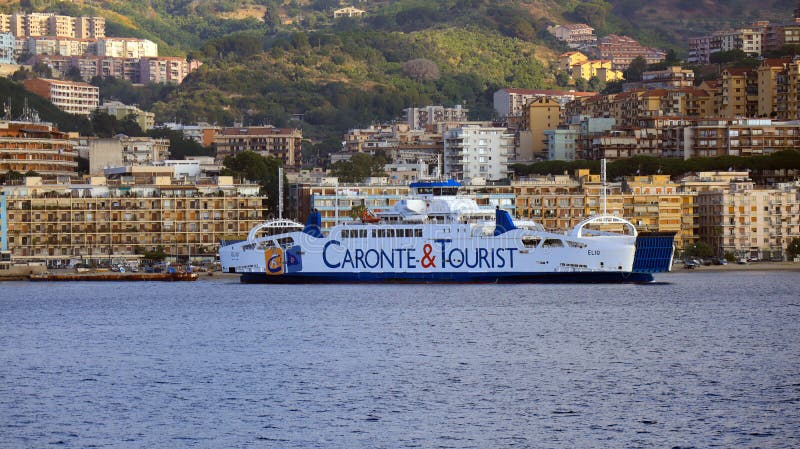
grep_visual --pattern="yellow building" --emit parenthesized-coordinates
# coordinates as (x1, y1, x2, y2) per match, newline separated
(757, 58, 789, 117)
(719, 68, 757, 117)
(513, 170, 696, 248)
(0, 176, 268, 264)
(775, 59, 800, 120)
(523, 97, 561, 160)
(623, 174, 696, 250)
(570, 59, 623, 81)
(697, 181, 800, 260)
(559, 51, 588, 70)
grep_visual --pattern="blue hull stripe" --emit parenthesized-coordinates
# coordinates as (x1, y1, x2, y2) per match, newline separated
(239, 271, 654, 284)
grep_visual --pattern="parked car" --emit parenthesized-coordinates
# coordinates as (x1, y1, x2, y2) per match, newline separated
(712, 257, 727, 265)
(737, 258, 748, 265)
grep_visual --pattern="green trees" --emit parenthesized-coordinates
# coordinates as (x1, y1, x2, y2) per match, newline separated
(65, 66, 84, 82)
(511, 151, 800, 178)
(787, 238, 800, 260)
(146, 128, 213, 159)
(89, 111, 145, 138)
(570, 0, 612, 27)
(685, 241, 714, 258)
(330, 152, 388, 183)
(623, 56, 648, 82)
(222, 151, 285, 214)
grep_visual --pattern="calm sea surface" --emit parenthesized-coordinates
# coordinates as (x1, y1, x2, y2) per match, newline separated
(1, 271, 799, 448)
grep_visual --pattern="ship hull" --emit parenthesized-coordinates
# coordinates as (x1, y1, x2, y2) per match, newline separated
(239, 270, 654, 284)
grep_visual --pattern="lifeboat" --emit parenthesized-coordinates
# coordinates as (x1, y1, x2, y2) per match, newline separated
(360, 209, 381, 224)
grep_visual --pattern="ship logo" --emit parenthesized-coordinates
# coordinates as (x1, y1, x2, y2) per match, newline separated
(265, 248, 284, 275)
(286, 246, 303, 273)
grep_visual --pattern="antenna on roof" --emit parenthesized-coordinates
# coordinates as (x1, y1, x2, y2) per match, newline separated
(601, 158, 607, 216)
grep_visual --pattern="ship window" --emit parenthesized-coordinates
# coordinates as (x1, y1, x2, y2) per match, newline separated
(414, 229, 423, 237)
(385, 229, 395, 238)
(276, 237, 294, 248)
(521, 236, 541, 248)
(542, 239, 564, 248)
(257, 240, 275, 250)
(566, 241, 587, 248)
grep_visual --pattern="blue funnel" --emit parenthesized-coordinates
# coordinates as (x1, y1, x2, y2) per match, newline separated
(303, 210, 323, 238)
(494, 208, 517, 236)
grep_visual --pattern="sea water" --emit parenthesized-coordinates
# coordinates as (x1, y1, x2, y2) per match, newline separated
(1, 271, 799, 447)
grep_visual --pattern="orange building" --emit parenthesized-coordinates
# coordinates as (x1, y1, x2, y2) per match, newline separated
(0, 121, 77, 178)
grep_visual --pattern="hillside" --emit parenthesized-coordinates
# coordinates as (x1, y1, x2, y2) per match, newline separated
(1, 0, 798, 144)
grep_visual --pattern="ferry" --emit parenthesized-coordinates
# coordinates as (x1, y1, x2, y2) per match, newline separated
(220, 179, 675, 284)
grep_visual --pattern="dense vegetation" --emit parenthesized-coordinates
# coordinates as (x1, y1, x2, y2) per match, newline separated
(511, 151, 800, 180)
(3, 0, 797, 149)
(221, 151, 284, 214)
(148, 26, 552, 140)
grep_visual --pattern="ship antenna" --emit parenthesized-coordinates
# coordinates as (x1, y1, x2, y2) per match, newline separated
(278, 166, 283, 220)
(601, 158, 607, 216)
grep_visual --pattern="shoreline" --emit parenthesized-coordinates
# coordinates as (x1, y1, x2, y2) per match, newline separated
(674, 261, 800, 272)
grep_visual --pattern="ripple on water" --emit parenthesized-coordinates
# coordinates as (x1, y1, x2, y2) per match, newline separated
(0, 272, 799, 447)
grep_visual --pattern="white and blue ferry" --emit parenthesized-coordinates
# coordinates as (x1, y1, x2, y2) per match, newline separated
(220, 180, 674, 283)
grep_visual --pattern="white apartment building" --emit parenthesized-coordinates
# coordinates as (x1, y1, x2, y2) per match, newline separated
(0, 33, 14, 64)
(0, 13, 104, 38)
(22, 78, 99, 116)
(444, 125, 515, 182)
(25, 36, 94, 57)
(119, 136, 170, 165)
(97, 38, 158, 58)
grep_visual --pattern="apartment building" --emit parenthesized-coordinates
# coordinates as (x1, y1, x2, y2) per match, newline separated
(32, 55, 199, 84)
(583, 128, 662, 160)
(0, 175, 268, 264)
(404, 105, 468, 130)
(139, 57, 200, 84)
(569, 59, 624, 82)
(697, 180, 800, 260)
(623, 174, 695, 250)
(548, 23, 596, 48)
(443, 125, 515, 182)
(512, 170, 696, 249)
(0, 190, 6, 251)
(0, 120, 77, 178)
(0, 13, 104, 38)
(775, 59, 800, 120)
(22, 78, 99, 116)
(97, 38, 158, 58)
(719, 68, 758, 118)
(493, 88, 596, 118)
(163, 123, 219, 147)
(24, 36, 95, 57)
(74, 16, 105, 39)
(520, 96, 561, 161)
(98, 101, 155, 131)
(666, 118, 800, 159)
(596, 34, 666, 70)
(623, 66, 695, 91)
(214, 126, 302, 168)
(0, 33, 13, 64)
(87, 136, 170, 174)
